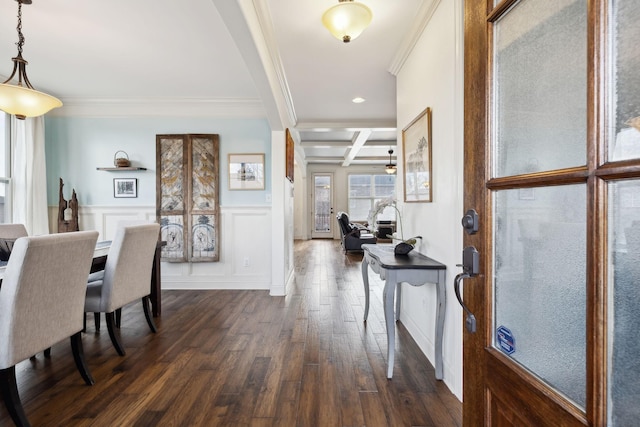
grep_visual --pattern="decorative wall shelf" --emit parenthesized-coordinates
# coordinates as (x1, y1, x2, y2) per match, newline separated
(97, 167, 147, 171)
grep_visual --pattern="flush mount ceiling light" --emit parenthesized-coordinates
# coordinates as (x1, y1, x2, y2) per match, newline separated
(0, 0, 62, 119)
(322, 0, 372, 43)
(385, 149, 396, 174)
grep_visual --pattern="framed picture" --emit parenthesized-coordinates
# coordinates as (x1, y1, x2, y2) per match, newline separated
(285, 128, 294, 183)
(402, 107, 432, 202)
(228, 153, 265, 190)
(114, 178, 138, 198)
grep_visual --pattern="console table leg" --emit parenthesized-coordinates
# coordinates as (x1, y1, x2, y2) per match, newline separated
(383, 277, 396, 379)
(362, 258, 370, 321)
(434, 270, 446, 380)
(395, 282, 402, 321)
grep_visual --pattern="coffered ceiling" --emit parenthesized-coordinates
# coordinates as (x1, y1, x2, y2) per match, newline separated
(0, 0, 437, 167)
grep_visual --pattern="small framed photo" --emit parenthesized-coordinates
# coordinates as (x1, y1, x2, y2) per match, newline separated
(113, 178, 138, 198)
(229, 153, 265, 190)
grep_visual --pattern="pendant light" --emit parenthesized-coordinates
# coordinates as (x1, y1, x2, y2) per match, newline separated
(0, 0, 62, 119)
(322, 0, 372, 43)
(385, 149, 396, 175)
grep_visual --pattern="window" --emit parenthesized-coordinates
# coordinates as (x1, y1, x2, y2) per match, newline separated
(0, 113, 9, 223)
(348, 174, 396, 221)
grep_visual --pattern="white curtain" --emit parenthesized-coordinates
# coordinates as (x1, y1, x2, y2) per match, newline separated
(10, 116, 50, 235)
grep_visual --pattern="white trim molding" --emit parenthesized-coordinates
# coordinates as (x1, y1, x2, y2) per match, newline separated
(49, 204, 274, 291)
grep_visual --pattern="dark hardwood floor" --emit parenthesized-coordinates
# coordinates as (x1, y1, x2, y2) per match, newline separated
(0, 239, 461, 426)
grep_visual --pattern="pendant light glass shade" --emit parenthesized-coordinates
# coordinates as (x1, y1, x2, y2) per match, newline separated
(0, 83, 62, 119)
(0, 0, 62, 120)
(322, 0, 372, 43)
(385, 149, 396, 174)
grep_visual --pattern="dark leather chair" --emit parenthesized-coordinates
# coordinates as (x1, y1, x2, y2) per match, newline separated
(336, 212, 377, 253)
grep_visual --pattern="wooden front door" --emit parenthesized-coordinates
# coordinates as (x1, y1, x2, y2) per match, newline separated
(463, 0, 640, 425)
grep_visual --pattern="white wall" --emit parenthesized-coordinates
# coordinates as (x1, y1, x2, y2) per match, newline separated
(45, 115, 283, 294)
(396, 0, 464, 399)
(293, 161, 307, 240)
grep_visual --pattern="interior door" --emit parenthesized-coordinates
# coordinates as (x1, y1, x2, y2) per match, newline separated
(311, 173, 334, 239)
(463, 0, 640, 425)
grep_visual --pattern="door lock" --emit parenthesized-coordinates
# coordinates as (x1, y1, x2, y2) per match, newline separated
(461, 209, 479, 235)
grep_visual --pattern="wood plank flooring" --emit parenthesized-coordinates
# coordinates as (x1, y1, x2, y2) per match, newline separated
(0, 239, 461, 426)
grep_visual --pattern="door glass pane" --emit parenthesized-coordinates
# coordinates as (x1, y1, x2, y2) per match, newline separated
(608, 0, 640, 161)
(492, 0, 587, 177)
(608, 179, 640, 425)
(493, 184, 586, 408)
(314, 175, 331, 232)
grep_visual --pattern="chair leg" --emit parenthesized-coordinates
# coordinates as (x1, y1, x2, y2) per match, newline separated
(70, 332, 94, 386)
(0, 366, 31, 427)
(115, 308, 122, 328)
(106, 312, 126, 356)
(142, 296, 157, 333)
(94, 313, 101, 331)
(44, 347, 51, 358)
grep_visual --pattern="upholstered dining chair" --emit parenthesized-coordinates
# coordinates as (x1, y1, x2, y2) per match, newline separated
(0, 231, 99, 427)
(84, 223, 160, 356)
(0, 224, 28, 262)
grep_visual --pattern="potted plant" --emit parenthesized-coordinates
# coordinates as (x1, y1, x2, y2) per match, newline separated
(368, 198, 421, 255)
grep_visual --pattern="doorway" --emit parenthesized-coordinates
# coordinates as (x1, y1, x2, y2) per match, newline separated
(311, 173, 334, 239)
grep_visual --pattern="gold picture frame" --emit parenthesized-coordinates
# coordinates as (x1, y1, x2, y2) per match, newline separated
(402, 107, 432, 202)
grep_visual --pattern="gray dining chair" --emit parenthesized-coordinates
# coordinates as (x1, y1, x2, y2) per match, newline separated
(0, 224, 28, 262)
(0, 231, 99, 427)
(84, 223, 160, 356)
(0, 223, 54, 359)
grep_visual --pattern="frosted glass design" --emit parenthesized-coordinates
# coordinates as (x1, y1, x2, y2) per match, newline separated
(493, 0, 586, 177)
(314, 175, 331, 232)
(608, 180, 640, 425)
(608, 0, 640, 161)
(493, 184, 586, 408)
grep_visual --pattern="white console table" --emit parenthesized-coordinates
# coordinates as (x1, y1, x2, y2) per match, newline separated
(361, 244, 446, 379)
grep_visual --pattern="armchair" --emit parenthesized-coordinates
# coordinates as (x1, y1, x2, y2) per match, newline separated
(336, 212, 377, 253)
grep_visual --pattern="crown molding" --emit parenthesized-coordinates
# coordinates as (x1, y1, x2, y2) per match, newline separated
(239, 0, 297, 128)
(47, 97, 266, 118)
(388, 0, 441, 76)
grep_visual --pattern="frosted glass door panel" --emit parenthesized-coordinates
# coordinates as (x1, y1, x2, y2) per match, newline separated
(313, 175, 332, 234)
(608, 0, 640, 161)
(493, 184, 586, 408)
(608, 180, 640, 425)
(492, 0, 586, 177)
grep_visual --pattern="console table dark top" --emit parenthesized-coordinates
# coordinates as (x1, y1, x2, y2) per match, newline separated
(362, 244, 446, 270)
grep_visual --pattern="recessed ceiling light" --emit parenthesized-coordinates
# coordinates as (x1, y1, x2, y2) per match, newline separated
(352, 97, 366, 103)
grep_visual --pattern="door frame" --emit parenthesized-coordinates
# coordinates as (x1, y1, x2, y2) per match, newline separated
(311, 172, 334, 239)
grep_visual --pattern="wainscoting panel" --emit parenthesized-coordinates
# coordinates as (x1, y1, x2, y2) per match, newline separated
(48, 205, 272, 290)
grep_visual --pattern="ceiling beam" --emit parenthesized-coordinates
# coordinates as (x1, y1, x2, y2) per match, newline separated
(342, 129, 372, 167)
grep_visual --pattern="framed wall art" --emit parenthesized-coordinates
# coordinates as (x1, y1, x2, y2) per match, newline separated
(113, 178, 137, 198)
(286, 128, 294, 183)
(402, 107, 433, 202)
(228, 153, 265, 190)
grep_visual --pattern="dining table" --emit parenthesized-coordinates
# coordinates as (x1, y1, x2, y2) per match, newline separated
(0, 239, 163, 317)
